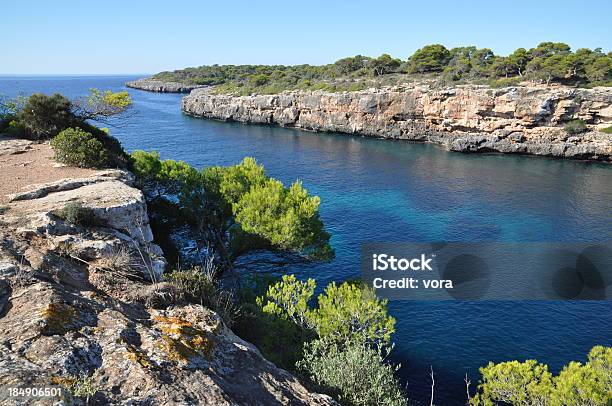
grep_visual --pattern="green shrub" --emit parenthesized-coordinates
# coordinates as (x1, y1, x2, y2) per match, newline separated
(234, 273, 313, 370)
(564, 119, 588, 135)
(310, 281, 396, 346)
(214, 157, 267, 205)
(256, 277, 395, 347)
(489, 76, 522, 88)
(78, 124, 130, 169)
(5, 120, 27, 136)
(16, 93, 74, 139)
(130, 153, 333, 260)
(408, 44, 451, 74)
(56, 202, 98, 226)
(165, 268, 217, 302)
(236, 275, 404, 403)
(234, 179, 332, 259)
(165, 266, 241, 326)
(256, 274, 315, 328)
(600, 125, 612, 134)
(298, 339, 406, 406)
(235, 301, 312, 370)
(249, 74, 270, 86)
(55, 374, 100, 404)
(471, 346, 611, 406)
(50, 128, 111, 168)
(132, 150, 162, 180)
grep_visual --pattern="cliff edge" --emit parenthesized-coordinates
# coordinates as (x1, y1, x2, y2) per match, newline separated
(182, 84, 612, 161)
(127, 78, 208, 93)
(0, 138, 335, 405)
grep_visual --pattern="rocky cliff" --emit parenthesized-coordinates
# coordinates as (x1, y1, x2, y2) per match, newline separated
(127, 78, 207, 93)
(0, 139, 335, 405)
(182, 84, 612, 161)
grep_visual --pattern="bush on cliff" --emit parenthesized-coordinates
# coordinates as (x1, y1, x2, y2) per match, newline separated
(564, 119, 587, 135)
(164, 266, 241, 327)
(234, 179, 332, 260)
(298, 339, 407, 406)
(206, 157, 333, 259)
(248, 275, 405, 405)
(252, 276, 395, 346)
(131, 152, 334, 260)
(56, 202, 99, 227)
(51, 128, 111, 168)
(470, 346, 611, 406)
(17, 93, 74, 139)
(309, 281, 396, 346)
(3, 89, 132, 140)
(131, 150, 163, 180)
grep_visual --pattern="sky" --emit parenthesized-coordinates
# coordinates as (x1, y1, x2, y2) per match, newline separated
(2, 0, 612, 74)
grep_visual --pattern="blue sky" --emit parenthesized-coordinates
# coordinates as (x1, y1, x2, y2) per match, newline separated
(3, 0, 611, 74)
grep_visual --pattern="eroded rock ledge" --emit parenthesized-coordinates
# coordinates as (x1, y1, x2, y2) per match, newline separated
(127, 78, 207, 93)
(182, 84, 612, 161)
(0, 139, 335, 405)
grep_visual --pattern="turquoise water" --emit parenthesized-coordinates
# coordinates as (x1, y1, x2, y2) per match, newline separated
(2, 76, 611, 404)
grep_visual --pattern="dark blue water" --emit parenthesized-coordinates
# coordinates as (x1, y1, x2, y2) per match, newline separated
(2, 76, 611, 404)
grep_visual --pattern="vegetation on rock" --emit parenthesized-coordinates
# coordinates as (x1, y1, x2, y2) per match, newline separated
(131, 152, 333, 261)
(298, 339, 406, 406)
(151, 42, 612, 95)
(246, 275, 405, 406)
(0, 90, 132, 169)
(470, 346, 612, 405)
(55, 201, 99, 227)
(50, 127, 111, 168)
(1, 89, 131, 139)
(564, 119, 588, 135)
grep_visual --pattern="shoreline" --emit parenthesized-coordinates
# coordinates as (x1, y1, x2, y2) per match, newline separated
(126, 77, 208, 93)
(179, 84, 612, 162)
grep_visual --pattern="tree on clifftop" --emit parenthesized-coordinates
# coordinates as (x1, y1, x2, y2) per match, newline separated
(369, 54, 402, 76)
(408, 44, 451, 73)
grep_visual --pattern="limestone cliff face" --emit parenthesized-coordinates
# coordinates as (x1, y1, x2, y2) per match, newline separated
(127, 78, 207, 93)
(0, 139, 335, 406)
(182, 85, 612, 161)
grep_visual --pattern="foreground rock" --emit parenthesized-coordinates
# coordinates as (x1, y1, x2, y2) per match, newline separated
(182, 84, 612, 161)
(127, 78, 208, 93)
(0, 140, 335, 405)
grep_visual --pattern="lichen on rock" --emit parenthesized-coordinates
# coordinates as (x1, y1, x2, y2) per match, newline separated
(154, 314, 214, 364)
(0, 138, 336, 405)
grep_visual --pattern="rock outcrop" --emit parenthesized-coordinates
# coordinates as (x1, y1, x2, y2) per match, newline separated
(182, 84, 612, 161)
(127, 78, 208, 93)
(0, 139, 335, 405)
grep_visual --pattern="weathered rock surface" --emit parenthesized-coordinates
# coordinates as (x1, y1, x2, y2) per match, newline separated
(127, 78, 208, 93)
(0, 139, 335, 405)
(182, 84, 612, 161)
(0, 138, 33, 156)
(2, 168, 166, 281)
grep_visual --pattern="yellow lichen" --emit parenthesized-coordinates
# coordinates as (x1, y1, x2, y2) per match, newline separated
(153, 315, 213, 362)
(40, 303, 77, 335)
(124, 344, 152, 368)
(51, 375, 77, 387)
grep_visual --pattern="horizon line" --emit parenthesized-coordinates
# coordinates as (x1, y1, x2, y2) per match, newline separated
(0, 73, 152, 77)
